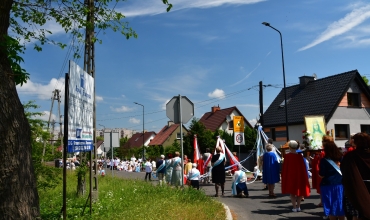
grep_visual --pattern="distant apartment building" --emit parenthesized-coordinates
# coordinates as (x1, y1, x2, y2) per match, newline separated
(95, 128, 142, 139)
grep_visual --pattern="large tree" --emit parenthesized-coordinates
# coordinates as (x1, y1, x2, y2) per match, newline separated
(0, 0, 171, 219)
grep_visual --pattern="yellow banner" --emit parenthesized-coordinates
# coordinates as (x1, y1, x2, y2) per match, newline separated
(233, 116, 244, 133)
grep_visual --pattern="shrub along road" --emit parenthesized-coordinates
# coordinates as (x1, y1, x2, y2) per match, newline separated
(112, 170, 323, 220)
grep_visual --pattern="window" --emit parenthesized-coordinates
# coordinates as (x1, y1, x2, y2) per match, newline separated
(228, 120, 233, 130)
(335, 124, 349, 139)
(361, 125, 370, 135)
(347, 93, 360, 107)
(177, 133, 185, 139)
(271, 128, 276, 141)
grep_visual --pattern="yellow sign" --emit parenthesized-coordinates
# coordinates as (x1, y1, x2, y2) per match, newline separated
(233, 116, 244, 133)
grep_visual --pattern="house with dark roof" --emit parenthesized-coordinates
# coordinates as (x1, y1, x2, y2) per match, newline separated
(122, 131, 156, 149)
(199, 105, 253, 134)
(263, 70, 370, 147)
(148, 121, 189, 147)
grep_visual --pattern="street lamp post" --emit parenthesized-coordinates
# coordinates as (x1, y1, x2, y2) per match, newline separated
(134, 102, 145, 161)
(262, 22, 289, 141)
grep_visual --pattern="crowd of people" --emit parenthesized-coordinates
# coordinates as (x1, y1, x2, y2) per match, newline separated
(259, 134, 370, 220)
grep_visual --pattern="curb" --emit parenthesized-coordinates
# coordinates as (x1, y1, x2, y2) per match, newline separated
(223, 203, 233, 220)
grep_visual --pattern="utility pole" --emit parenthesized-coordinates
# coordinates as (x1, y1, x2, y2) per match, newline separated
(84, 0, 98, 210)
(259, 81, 264, 127)
(51, 119, 55, 145)
(42, 89, 62, 162)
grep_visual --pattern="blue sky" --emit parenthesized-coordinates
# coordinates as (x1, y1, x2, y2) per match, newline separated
(16, 0, 370, 133)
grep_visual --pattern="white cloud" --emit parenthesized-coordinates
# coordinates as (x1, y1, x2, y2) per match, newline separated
(249, 118, 257, 126)
(208, 89, 225, 99)
(16, 77, 65, 100)
(110, 106, 133, 112)
(162, 99, 171, 110)
(230, 62, 261, 87)
(96, 96, 103, 102)
(117, 0, 265, 17)
(37, 111, 57, 122)
(129, 118, 140, 124)
(298, 4, 370, 51)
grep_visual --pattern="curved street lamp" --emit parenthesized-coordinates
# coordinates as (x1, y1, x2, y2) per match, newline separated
(134, 102, 145, 161)
(262, 22, 289, 141)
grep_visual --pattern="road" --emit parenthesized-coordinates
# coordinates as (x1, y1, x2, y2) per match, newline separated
(111, 170, 324, 220)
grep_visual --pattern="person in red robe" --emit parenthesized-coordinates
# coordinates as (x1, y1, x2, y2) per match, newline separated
(231, 152, 239, 175)
(197, 157, 204, 175)
(281, 140, 311, 212)
(311, 150, 325, 207)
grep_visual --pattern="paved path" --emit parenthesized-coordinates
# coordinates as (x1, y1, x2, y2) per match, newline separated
(110, 171, 325, 220)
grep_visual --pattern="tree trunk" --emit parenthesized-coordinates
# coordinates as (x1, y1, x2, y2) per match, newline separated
(0, 0, 40, 219)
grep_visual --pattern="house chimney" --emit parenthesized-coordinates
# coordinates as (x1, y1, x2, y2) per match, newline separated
(212, 105, 221, 113)
(299, 75, 315, 88)
(168, 121, 174, 126)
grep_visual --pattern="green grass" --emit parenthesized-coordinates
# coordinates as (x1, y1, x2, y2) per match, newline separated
(39, 173, 225, 219)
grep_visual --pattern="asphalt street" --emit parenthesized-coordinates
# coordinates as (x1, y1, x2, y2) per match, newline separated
(111, 170, 324, 220)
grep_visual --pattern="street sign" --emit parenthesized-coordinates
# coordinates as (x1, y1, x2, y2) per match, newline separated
(234, 116, 245, 145)
(104, 132, 120, 148)
(235, 133, 244, 144)
(233, 116, 244, 133)
(166, 96, 194, 124)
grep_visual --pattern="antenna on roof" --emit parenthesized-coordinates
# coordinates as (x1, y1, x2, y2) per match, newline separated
(226, 115, 232, 123)
(312, 73, 317, 80)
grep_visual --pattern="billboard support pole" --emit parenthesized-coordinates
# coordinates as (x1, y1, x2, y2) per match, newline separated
(111, 131, 113, 177)
(62, 73, 69, 219)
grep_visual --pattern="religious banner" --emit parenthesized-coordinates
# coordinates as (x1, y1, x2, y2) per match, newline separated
(304, 115, 326, 149)
(233, 116, 245, 145)
(67, 60, 94, 153)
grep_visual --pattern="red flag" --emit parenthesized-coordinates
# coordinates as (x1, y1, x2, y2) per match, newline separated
(193, 135, 200, 163)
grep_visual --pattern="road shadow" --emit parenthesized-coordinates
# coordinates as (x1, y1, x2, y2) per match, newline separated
(251, 208, 288, 216)
(276, 217, 322, 220)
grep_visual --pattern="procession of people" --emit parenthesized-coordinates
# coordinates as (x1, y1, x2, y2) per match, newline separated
(91, 131, 369, 220)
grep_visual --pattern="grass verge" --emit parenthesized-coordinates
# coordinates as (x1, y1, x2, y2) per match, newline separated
(39, 173, 226, 219)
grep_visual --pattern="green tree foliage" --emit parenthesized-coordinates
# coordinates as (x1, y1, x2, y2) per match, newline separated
(146, 145, 162, 160)
(120, 137, 128, 147)
(164, 140, 181, 157)
(244, 125, 257, 152)
(23, 101, 61, 190)
(220, 130, 233, 151)
(183, 118, 217, 160)
(106, 147, 119, 159)
(117, 137, 128, 158)
(362, 75, 369, 85)
(0, 36, 29, 85)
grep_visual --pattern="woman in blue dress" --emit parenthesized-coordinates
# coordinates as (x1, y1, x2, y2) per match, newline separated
(319, 136, 344, 220)
(262, 143, 280, 198)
